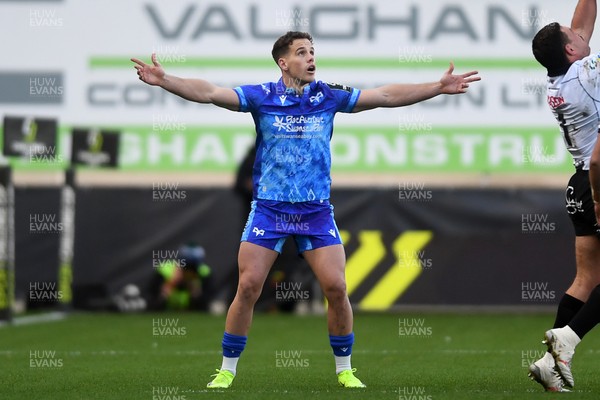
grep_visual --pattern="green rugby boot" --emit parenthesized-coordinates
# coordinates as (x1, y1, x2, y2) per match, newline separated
(207, 369, 234, 389)
(338, 368, 366, 388)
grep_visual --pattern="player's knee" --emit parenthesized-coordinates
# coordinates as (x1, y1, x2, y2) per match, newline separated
(321, 280, 347, 302)
(236, 275, 264, 302)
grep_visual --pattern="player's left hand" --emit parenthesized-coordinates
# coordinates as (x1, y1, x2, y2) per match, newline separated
(131, 53, 166, 86)
(439, 62, 481, 95)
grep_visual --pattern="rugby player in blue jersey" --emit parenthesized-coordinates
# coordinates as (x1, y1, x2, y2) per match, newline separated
(132, 31, 480, 389)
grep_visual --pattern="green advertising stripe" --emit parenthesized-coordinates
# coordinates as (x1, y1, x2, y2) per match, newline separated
(92, 56, 541, 70)
(114, 125, 570, 173)
(1, 125, 571, 173)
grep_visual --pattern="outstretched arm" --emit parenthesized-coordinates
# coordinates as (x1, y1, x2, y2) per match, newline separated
(352, 62, 480, 113)
(571, 0, 597, 43)
(131, 53, 239, 111)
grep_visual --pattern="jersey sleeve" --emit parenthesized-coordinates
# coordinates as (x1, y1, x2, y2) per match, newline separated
(233, 86, 251, 112)
(325, 82, 361, 113)
(234, 84, 264, 113)
(579, 52, 600, 100)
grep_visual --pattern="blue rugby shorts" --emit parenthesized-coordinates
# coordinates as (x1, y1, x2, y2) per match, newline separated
(241, 199, 342, 253)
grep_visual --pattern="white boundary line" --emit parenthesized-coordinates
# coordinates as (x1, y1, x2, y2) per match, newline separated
(0, 311, 68, 328)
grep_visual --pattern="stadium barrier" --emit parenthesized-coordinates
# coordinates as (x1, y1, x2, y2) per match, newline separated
(11, 184, 573, 312)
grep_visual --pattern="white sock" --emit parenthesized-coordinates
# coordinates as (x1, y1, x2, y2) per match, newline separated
(221, 356, 239, 375)
(334, 355, 351, 374)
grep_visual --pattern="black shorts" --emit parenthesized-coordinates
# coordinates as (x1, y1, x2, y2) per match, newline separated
(565, 169, 598, 236)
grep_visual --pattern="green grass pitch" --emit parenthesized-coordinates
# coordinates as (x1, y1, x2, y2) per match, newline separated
(1, 311, 599, 399)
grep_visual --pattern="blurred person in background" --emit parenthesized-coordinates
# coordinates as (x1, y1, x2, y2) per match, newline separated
(529, 0, 600, 392)
(132, 31, 479, 389)
(149, 242, 212, 311)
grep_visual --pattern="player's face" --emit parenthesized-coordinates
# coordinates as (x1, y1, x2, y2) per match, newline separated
(280, 39, 316, 86)
(561, 26, 591, 60)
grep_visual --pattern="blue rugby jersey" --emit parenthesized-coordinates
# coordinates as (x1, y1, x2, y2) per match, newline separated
(234, 78, 360, 203)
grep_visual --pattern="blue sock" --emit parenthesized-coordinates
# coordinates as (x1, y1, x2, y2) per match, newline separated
(329, 333, 354, 356)
(222, 332, 247, 358)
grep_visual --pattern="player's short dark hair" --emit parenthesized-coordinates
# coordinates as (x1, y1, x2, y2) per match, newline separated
(532, 22, 571, 76)
(271, 31, 313, 64)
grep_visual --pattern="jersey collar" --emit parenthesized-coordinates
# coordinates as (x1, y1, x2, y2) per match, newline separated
(276, 77, 318, 95)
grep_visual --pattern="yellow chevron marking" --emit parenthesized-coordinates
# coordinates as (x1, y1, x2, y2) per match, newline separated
(339, 230, 350, 246)
(344, 231, 386, 297)
(359, 231, 433, 311)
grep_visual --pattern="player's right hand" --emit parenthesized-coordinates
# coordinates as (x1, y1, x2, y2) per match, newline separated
(131, 53, 165, 86)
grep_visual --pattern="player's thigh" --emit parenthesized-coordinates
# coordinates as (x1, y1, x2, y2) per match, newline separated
(237, 241, 279, 286)
(574, 235, 600, 284)
(303, 244, 346, 290)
